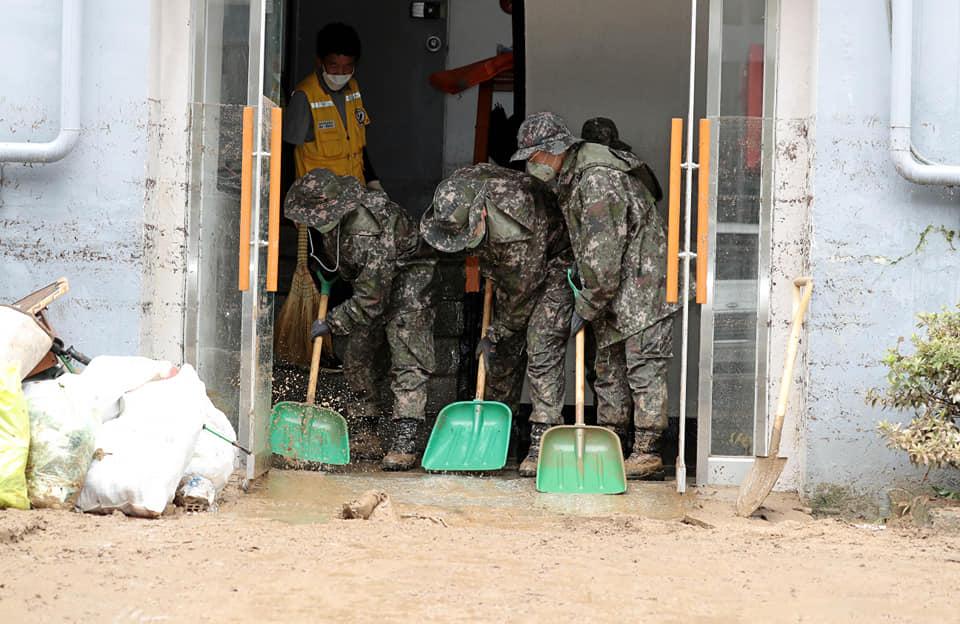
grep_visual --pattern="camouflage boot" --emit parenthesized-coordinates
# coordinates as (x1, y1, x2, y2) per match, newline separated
(381, 419, 420, 471)
(518, 422, 550, 478)
(624, 430, 664, 480)
(350, 419, 385, 461)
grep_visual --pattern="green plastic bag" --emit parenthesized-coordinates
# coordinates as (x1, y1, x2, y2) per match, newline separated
(0, 361, 30, 509)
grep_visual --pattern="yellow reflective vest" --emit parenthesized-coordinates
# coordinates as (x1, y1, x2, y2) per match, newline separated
(293, 73, 371, 183)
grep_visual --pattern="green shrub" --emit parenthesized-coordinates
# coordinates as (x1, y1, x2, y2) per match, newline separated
(868, 307, 960, 471)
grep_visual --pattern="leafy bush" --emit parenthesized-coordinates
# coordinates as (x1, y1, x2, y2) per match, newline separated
(868, 307, 960, 471)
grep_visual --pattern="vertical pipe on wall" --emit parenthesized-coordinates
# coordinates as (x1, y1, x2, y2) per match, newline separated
(0, 0, 83, 163)
(889, 0, 960, 185)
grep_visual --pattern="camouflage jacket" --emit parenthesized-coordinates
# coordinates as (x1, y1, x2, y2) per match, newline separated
(557, 143, 675, 348)
(454, 165, 573, 342)
(290, 189, 435, 335)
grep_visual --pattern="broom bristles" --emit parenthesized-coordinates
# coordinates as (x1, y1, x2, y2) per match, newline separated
(275, 227, 321, 367)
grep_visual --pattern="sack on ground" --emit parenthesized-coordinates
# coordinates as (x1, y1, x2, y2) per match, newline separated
(78, 356, 177, 423)
(183, 395, 237, 493)
(0, 361, 30, 509)
(22, 375, 99, 509)
(76, 365, 206, 518)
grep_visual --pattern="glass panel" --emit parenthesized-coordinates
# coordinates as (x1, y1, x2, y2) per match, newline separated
(187, 0, 254, 431)
(263, 0, 284, 102)
(188, 0, 282, 480)
(708, 0, 767, 457)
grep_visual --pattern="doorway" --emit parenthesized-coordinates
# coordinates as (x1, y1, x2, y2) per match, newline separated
(186, 0, 778, 487)
(523, 0, 778, 485)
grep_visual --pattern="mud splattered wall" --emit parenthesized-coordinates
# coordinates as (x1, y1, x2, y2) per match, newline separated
(805, 0, 960, 498)
(0, 1, 191, 363)
(0, 0, 152, 357)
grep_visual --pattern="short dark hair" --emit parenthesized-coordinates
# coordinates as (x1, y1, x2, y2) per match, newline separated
(316, 23, 361, 60)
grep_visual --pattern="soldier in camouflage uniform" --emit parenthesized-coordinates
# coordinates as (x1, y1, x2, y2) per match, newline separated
(581, 117, 634, 152)
(420, 163, 574, 476)
(284, 168, 436, 471)
(512, 112, 677, 479)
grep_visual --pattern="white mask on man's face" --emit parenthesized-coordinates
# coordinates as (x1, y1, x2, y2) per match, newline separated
(526, 160, 558, 183)
(322, 70, 353, 91)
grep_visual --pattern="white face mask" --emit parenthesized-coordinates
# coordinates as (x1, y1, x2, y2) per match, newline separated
(322, 70, 353, 91)
(526, 161, 558, 183)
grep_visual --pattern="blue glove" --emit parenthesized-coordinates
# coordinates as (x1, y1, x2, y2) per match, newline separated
(570, 310, 585, 337)
(311, 319, 331, 340)
(476, 327, 496, 370)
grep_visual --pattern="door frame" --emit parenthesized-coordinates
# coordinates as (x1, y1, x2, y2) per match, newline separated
(696, 0, 780, 486)
(186, 0, 283, 484)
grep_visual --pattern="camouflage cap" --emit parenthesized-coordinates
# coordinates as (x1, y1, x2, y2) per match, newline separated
(283, 168, 364, 233)
(581, 117, 632, 152)
(420, 175, 487, 253)
(510, 112, 582, 161)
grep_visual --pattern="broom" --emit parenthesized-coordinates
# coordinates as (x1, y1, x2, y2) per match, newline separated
(275, 225, 321, 367)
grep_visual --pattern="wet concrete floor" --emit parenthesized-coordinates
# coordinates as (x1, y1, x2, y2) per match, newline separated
(229, 464, 693, 527)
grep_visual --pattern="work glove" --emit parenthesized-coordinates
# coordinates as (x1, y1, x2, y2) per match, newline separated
(475, 326, 496, 370)
(570, 309, 586, 338)
(311, 319, 332, 340)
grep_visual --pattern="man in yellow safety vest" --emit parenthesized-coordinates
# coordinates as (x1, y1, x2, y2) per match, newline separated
(283, 22, 381, 377)
(284, 22, 382, 191)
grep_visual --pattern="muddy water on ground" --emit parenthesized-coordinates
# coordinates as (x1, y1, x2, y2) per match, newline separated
(228, 466, 690, 527)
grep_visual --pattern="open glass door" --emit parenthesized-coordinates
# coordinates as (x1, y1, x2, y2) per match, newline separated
(187, 0, 284, 484)
(696, 0, 778, 485)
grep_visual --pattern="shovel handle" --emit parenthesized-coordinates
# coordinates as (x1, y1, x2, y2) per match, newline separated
(315, 272, 338, 358)
(575, 327, 585, 428)
(203, 424, 252, 455)
(569, 268, 586, 427)
(475, 277, 494, 401)
(315, 271, 337, 296)
(768, 277, 813, 455)
(306, 291, 331, 405)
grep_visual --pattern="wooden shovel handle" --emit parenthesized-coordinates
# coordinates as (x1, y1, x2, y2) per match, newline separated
(306, 292, 330, 405)
(768, 277, 813, 455)
(575, 326, 585, 428)
(475, 278, 494, 401)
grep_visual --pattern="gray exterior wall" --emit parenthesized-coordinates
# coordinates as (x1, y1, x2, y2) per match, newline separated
(0, 0, 191, 364)
(805, 0, 960, 497)
(0, 0, 152, 357)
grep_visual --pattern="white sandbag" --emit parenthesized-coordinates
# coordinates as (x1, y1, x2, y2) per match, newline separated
(175, 390, 237, 512)
(76, 365, 206, 518)
(78, 356, 177, 423)
(21, 375, 99, 509)
(183, 395, 237, 492)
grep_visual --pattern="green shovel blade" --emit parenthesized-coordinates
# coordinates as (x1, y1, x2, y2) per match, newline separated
(536, 425, 627, 494)
(270, 401, 350, 465)
(421, 400, 512, 471)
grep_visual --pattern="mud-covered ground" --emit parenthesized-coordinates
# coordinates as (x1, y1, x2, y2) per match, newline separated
(1, 470, 958, 623)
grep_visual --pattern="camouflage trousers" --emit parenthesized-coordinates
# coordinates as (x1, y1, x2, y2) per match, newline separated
(593, 317, 673, 432)
(343, 306, 436, 424)
(485, 270, 573, 425)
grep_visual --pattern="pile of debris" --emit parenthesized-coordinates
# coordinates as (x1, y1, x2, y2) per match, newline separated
(0, 279, 239, 518)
